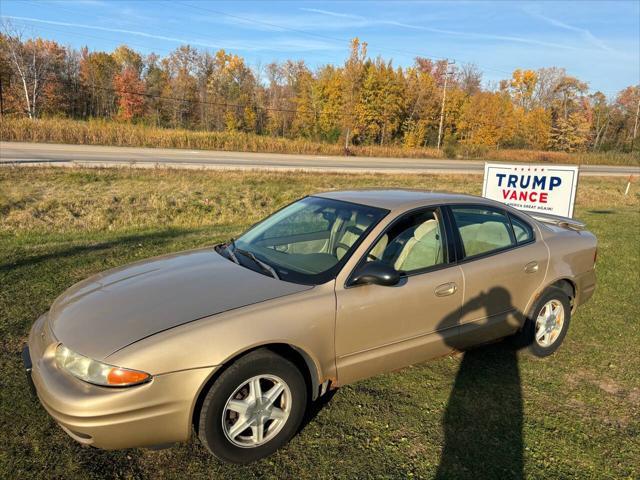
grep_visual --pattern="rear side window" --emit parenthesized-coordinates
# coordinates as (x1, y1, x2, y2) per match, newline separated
(451, 206, 515, 258)
(509, 214, 534, 244)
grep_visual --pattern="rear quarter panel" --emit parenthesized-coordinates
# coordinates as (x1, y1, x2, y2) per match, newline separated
(538, 224, 598, 309)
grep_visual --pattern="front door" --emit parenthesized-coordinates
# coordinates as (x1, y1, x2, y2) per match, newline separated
(335, 208, 463, 385)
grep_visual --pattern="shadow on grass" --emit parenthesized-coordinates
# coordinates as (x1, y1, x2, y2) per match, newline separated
(435, 344, 523, 479)
(0, 227, 212, 273)
(435, 287, 530, 480)
(298, 390, 338, 436)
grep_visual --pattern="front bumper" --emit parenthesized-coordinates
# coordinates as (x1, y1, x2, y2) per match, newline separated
(26, 314, 217, 450)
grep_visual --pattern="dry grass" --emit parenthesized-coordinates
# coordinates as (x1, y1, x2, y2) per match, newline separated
(2, 117, 638, 166)
(1, 167, 637, 235)
(474, 147, 639, 166)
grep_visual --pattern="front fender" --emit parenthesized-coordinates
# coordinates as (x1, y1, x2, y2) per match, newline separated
(106, 282, 336, 387)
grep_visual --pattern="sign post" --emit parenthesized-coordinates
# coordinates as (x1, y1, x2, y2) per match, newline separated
(482, 163, 579, 218)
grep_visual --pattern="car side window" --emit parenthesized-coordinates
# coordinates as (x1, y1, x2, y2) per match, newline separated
(509, 214, 534, 244)
(365, 209, 446, 273)
(451, 206, 515, 258)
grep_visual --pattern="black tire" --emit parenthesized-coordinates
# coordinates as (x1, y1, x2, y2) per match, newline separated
(197, 348, 307, 464)
(513, 286, 572, 357)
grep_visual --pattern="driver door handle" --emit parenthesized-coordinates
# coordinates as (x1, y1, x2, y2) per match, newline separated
(435, 282, 457, 297)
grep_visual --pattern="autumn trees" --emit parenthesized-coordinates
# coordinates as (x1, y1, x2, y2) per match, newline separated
(1, 26, 66, 119)
(0, 31, 638, 153)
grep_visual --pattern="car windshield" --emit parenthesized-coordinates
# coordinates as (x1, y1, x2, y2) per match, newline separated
(228, 196, 388, 285)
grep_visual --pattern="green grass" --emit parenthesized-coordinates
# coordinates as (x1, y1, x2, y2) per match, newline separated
(1, 168, 638, 479)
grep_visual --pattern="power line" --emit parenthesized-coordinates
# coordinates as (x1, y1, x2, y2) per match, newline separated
(10, 71, 360, 119)
(8, 60, 629, 126)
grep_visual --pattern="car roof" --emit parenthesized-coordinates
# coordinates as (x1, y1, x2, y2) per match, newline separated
(313, 189, 500, 211)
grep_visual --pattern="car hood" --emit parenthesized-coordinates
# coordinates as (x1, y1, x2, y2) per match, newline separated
(49, 248, 311, 360)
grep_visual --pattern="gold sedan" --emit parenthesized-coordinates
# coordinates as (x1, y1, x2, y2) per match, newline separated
(24, 190, 597, 464)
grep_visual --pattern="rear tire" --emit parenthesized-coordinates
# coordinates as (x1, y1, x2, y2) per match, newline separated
(197, 348, 307, 464)
(513, 287, 571, 357)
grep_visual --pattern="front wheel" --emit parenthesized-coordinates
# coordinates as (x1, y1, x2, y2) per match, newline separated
(197, 348, 307, 464)
(514, 287, 572, 357)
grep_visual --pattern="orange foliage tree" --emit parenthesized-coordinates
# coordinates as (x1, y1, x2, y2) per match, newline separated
(113, 67, 145, 120)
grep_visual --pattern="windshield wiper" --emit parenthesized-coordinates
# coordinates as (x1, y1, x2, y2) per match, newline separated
(234, 247, 280, 280)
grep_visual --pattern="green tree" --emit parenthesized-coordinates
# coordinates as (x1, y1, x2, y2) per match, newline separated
(80, 49, 118, 117)
(354, 59, 405, 145)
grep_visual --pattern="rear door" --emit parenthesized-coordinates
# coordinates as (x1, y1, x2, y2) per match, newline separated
(446, 205, 549, 346)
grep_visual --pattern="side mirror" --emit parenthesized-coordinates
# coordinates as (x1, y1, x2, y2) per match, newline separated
(350, 261, 401, 287)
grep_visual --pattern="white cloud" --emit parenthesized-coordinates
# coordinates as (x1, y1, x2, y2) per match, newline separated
(299, 8, 363, 20)
(417, 26, 581, 51)
(522, 8, 617, 54)
(3, 15, 224, 48)
(295, 7, 578, 50)
(1, 15, 340, 53)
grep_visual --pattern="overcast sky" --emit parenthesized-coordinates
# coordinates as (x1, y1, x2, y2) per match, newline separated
(3, 0, 639, 95)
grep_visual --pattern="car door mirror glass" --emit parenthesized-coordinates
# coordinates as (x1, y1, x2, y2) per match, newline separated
(350, 261, 401, 287)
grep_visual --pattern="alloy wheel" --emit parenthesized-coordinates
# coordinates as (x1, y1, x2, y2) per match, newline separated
(535, 299, 565, 348)
(222, 374, 292, 448)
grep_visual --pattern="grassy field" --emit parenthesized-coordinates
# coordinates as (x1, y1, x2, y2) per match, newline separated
(2, 117, 639, 166)
(1, 167, 638, 479)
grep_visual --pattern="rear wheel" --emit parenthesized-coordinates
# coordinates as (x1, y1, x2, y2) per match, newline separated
(197, 349, 307, 464)
(514, 287, 572, 357)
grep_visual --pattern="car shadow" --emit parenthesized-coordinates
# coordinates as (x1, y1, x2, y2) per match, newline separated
(298, 389, 338, 435)
(434, 287, 531, 480)
(292, 286, 531, 479)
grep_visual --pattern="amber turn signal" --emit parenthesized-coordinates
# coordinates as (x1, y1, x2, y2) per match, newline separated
(107, 368, 150, 386)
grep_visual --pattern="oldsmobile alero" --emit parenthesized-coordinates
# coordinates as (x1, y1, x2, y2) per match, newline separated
(24, 189, 597, 464)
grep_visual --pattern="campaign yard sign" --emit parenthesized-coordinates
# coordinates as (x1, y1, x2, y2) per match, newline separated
(482, 163, 579, 218)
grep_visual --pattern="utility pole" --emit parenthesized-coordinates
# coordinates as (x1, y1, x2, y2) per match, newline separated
(633, 97, 639, 141)
(0, 75, 4, 118)
(437, 60, 455, 151)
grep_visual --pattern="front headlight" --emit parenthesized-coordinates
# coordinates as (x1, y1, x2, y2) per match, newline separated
(55, 344, 151, 387)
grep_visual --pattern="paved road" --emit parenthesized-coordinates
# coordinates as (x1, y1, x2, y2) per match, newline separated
(1, 142, 638, 176)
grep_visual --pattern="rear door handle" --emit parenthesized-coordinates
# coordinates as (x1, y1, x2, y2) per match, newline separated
(435, 282, 457, 297)
(524, 261, 539, 273)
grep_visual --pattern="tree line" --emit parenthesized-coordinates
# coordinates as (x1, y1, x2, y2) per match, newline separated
(1, 29, 638, 153)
